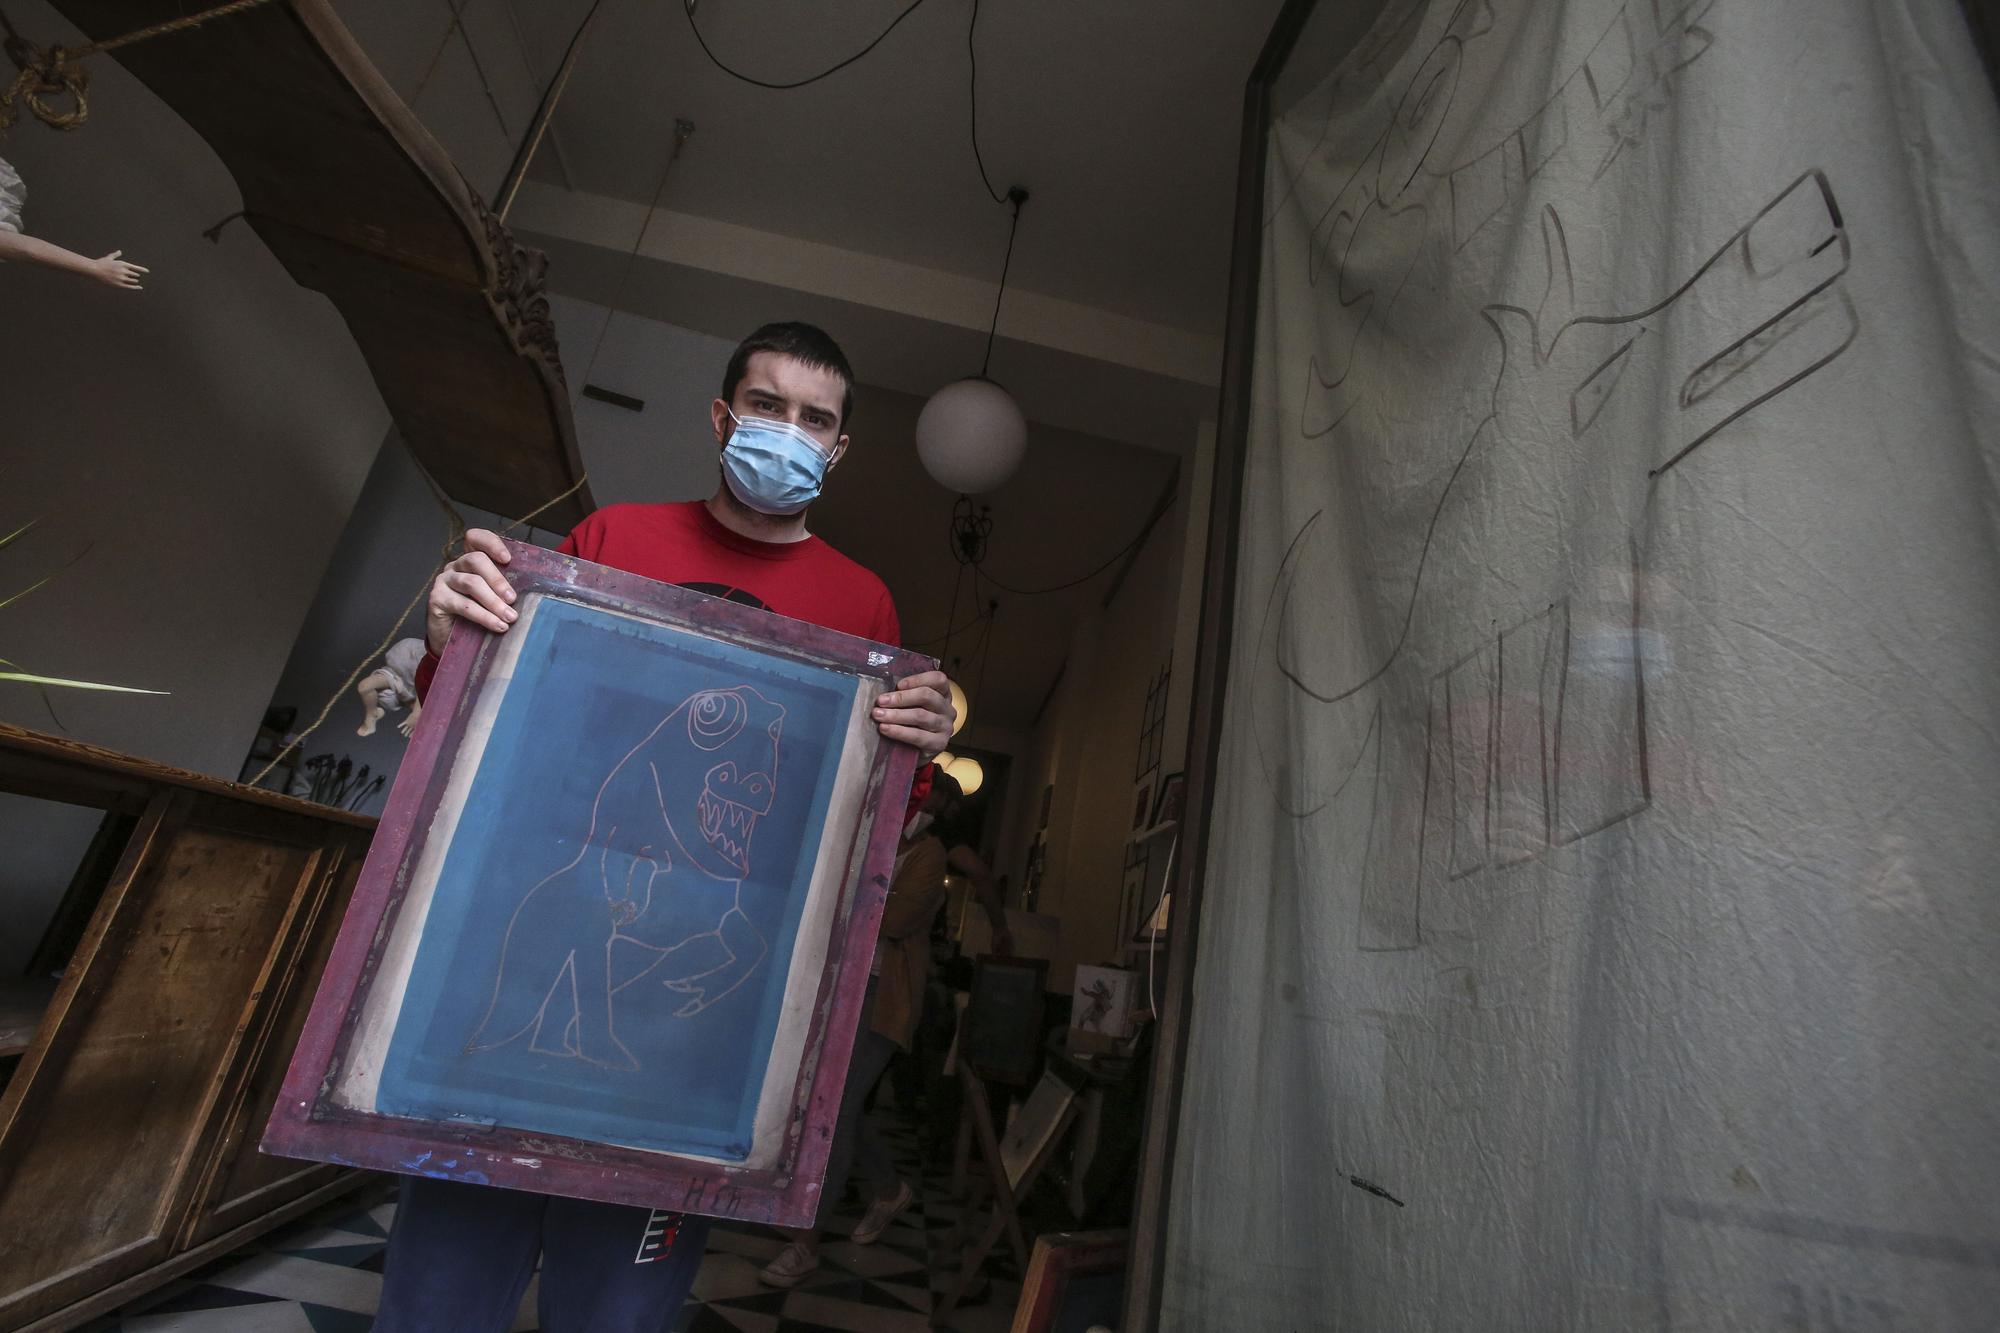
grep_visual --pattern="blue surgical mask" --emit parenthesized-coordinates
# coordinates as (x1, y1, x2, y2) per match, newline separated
(721, 410, 837, 515)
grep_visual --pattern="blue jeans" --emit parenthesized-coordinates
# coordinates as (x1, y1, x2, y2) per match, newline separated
(372, 1177, 710, 1333)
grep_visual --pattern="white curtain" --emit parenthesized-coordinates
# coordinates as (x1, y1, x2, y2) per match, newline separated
(1165, 0, 2000, 1327)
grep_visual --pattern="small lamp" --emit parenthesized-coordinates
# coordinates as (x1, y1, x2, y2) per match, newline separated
(916, 186, 1031, 497)
(944, 753, 985, 797)
(947, 679, 970, 738)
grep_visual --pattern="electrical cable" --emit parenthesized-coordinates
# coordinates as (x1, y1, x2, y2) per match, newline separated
(971, 519, 1154, 596)
(981, 187, 1024, 376)
(681, 0, 1010, 209)
(966, 0, 1006, 203)
(905, 603, 993, 651)
(681, 0, 931, 91)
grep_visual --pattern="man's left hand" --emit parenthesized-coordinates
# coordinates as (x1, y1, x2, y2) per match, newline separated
(874, 670, 955, 757)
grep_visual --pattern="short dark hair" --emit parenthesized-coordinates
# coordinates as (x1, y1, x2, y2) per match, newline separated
(721, 322, 856, 430)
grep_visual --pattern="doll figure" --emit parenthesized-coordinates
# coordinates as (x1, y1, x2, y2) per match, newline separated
(0, 156, 146, 287)
(355, 637, 427, 738)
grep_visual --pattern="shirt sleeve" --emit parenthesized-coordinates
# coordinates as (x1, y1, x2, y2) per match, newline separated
(872, 583, 901, 649)
(414, 649, 438, 703)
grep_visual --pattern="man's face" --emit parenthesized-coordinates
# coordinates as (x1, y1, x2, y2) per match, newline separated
(711, 351, 850, 471)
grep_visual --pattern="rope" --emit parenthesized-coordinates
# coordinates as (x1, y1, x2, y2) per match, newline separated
(1, 0, 278, 132)
(248, 466, 589, 791)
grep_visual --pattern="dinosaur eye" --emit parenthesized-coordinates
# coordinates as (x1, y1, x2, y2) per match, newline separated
(688, 690, 746, 750)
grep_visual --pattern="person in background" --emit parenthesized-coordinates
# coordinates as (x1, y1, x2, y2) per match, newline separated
(759, 770, 986, 1286)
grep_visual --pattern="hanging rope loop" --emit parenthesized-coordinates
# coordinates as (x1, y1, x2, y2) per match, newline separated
(1, 0, 277, 133)
(2, 35, 89, 131)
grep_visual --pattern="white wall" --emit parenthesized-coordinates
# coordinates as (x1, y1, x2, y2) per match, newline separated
(987, 419, 1214, 989)
(0, 0, 392, 968)
(257, 300, 740, 806)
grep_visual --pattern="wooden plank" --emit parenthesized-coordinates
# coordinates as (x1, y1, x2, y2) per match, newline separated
(0, 980, 57, 1060)
(23, 810, 140, 979)
(48, 0, 592, 528)
(1121, 2, 1319, 1327)
(0, 796, 337, 1327)
(0, 724, 377, 830)
(16, 1172, 370, 1333)
(179, 833, 368, 1246)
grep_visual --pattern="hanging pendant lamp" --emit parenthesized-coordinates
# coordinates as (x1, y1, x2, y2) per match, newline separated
(916, 186, 1030, 496)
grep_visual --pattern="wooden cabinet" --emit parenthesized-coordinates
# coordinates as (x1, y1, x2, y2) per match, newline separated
(0, 727, 376, 1332)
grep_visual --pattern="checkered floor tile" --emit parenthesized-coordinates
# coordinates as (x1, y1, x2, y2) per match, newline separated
(79, 1113, 1022, 1332)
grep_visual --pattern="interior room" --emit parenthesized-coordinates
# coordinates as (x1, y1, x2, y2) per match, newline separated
(0, 1, 1246, 1328)
(3, 1, 1996, 1331)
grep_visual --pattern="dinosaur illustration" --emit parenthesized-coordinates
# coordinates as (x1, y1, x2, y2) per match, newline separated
(465, 685, 786, 1069)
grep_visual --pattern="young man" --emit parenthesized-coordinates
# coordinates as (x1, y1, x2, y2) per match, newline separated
(375, 322, 955, 1333)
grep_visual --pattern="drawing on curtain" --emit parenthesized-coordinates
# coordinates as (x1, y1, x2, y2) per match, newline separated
(1253, 1, 1859, 951)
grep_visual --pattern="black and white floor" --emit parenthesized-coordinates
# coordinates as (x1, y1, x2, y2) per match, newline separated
(80, 1114, 1021, 1332)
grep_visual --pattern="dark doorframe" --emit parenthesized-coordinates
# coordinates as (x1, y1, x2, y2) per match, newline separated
(1120, 1, 1321, 1326)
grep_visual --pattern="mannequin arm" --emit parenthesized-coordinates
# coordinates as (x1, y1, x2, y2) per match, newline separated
(0, 233, 146, 288)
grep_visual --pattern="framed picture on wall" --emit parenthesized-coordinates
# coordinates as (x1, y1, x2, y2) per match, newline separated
(1148, 771, 1186, 836)
(262, 541, 931, 1226)
(1014, 1229, 1130, 1333)
(1127, 767, 1158, 845)
(1118, 858, 1150, 946)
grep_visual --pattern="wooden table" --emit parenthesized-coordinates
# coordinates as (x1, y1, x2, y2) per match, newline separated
(0, 724, 376, 1332)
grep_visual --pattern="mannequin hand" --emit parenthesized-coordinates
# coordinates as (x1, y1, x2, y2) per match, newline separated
(91, 251, 147, 289)
(426, 528, 516, 654)
(874, 669, 953, 756)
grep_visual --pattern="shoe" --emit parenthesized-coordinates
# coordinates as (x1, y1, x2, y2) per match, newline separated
(758, 1240, 820, 1288)
(850, 1179, 914, 1245)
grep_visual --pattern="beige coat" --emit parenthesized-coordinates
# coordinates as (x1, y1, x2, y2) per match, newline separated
(870, 835, 947, 1051)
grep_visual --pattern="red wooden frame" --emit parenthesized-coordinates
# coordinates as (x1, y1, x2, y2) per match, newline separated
(262, 541, 929, 1225)
(1012, 1229, 1129, 1333)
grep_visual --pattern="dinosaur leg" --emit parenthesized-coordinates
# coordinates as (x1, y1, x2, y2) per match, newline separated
(661, 906, 767, 1017)
(567, 934, 638, 1069)
(466, 942, 570, 1055)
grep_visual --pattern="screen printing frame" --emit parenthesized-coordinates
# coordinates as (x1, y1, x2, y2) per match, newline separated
(263, 540, 930, 1225)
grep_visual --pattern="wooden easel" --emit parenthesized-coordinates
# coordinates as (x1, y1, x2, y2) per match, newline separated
(932, 1061, 1084, 1326)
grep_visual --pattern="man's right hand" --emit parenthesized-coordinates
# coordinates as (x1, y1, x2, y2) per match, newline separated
(426, 528, 518, 655)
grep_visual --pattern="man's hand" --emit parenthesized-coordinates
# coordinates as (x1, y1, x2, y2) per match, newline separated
(874, 669, 954, 756)
(426, 528, 517, 655)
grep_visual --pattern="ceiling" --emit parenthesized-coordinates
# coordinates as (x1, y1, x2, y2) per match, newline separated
(508, 0, 1288, 337)
(323, 0, 1291, 740)
(475, 0, 1282, 739)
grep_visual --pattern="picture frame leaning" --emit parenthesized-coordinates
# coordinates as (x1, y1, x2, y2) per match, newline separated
(262, 541, 931, 1227)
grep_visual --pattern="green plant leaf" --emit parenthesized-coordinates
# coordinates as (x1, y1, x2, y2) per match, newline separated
(0, 656, 166, 694)
(0, 572, 55, 612)
(0, 671, 168, 694)
(0, 518, 38, 553)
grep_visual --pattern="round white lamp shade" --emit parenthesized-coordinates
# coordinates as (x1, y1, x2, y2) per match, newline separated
(915, 377, 1027, 494)
(947, 680, 969, 737)
(943, 754, 985, 797)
